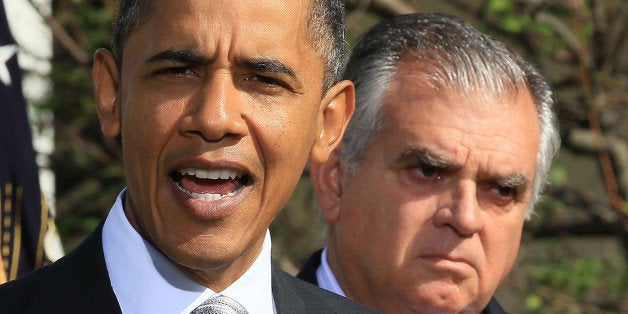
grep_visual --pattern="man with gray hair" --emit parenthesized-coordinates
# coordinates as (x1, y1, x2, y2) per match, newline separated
(0, 0, 376, 313)
(298, 13, 560, 313)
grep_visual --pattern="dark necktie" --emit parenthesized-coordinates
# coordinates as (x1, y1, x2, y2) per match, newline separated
(190, 295, 248, 314)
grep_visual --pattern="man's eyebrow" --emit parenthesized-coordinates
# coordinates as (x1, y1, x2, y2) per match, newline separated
(495, 172, 529, 188)
(397, 147, 454, 168)
(146, 49, 211, 65)
(237, 57, 298, 80)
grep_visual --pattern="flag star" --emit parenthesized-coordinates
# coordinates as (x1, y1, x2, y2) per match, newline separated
(0, 44, 18, 86)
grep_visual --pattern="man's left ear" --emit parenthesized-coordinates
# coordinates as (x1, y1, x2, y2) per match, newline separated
(311, 80, 355, 163)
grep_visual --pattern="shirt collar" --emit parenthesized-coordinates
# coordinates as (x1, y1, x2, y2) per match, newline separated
(102, 189, 275, 314)
(316, 246, 346, 297)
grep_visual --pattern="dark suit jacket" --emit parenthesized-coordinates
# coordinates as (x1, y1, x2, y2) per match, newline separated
(297, 250, 508, 314)
(0, 224, 376, 313)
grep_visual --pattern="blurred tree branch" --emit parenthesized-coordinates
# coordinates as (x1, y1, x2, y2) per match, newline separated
(28, 0, 89, 65)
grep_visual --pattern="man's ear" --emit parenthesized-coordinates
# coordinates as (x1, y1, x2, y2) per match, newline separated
(92, 48, 121, 138)
(310, 150, 343, 223)
(310, 80, 355, 163)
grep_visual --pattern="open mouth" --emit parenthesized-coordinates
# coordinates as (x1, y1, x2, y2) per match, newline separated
(170, 168, 252, 201)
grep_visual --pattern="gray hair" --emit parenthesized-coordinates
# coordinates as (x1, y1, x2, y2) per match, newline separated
(338, 13, 560, 218)
(110, 0, 346, 92)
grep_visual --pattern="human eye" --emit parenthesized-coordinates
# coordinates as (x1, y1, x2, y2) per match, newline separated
(409, 163, 442, 181)
(243, 74, 293, 93)
(496, 185, 516, 197)
(485, 184, 519, 207)
(152, 66, 196, 77)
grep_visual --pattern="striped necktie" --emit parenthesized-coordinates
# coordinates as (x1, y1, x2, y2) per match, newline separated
(190, 295, 248, 314)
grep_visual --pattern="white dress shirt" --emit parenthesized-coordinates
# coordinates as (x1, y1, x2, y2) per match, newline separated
(102, 189, 275, 313)
(315, 247, 346, 297)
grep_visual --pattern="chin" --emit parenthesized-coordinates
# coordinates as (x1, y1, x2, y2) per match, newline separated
(404, 302, 477, 314)
(163, 232, 238, 265)
(413, 302, 471, 314)
(174, 246, 239, 272)
(405, 287, 478, 314)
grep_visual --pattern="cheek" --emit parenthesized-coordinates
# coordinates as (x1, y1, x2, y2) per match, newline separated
(483, 218, 524, 283)
(122, 91, 182, 141)
(502, 225, 523, 270)
(251, 104, 319, 165)
(248, 104, 320, 208)
(340, 189, 420, 258)
(120, 96, 184, 187)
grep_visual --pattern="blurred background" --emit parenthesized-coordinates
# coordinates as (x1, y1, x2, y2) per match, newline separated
(5, 0, 626, 313)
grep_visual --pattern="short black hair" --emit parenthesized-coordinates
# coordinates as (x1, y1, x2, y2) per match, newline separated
(110, 0, 346, 92)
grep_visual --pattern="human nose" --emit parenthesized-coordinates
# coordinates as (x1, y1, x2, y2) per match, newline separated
(433, 181, 484, 237)
(180, 73, 247, 141)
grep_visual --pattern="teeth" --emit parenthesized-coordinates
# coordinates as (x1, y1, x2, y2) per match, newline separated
(175, 182, 237, 201)
(174, 168, 245, 201)
(190, 191, 236, 201)
(179, 168, 242, 180)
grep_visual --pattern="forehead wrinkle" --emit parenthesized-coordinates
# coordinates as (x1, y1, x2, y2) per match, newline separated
(434, 120, 532, 158)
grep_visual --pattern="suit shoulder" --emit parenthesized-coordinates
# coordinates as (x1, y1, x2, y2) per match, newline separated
(0, 261, 66, 312)
(273, 265, 379, 313)
(483, 297, 509, 314)
(0, 224, 120, 313)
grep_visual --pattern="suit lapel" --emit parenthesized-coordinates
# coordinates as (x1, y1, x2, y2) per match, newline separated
(271, 264, 307, 313)
(296, 249, 323, 285)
